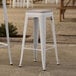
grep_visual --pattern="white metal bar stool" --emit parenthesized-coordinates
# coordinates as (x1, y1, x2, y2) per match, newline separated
(19, 9, 59, 70)
(2, 0, 13, 65)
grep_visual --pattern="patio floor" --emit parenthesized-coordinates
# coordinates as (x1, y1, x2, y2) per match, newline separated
(0, 42, 76, 76)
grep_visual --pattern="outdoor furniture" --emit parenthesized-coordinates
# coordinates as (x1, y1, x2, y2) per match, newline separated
(12, 0, 33, 8)
(45, 0, 58, 4)
(19, 9, 59, 70)
(59, 0, 76, 21)
(1, 0, 13, 65)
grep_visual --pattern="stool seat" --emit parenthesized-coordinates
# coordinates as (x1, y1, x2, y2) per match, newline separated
(19, 9, 59, 70)
(26, 9, 53, 18)
(27, 9, 52, 13)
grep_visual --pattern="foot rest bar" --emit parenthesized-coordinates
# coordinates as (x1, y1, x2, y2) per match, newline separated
(24, 45, 55, 51)
(0, 42, 8, 47)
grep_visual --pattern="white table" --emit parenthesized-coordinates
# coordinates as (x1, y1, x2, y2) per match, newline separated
(10, 0, 33, 8)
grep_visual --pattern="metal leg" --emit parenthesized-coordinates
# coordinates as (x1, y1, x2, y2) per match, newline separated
(33, 18, 39, 61)
(19, 14, 28, 66)
(6, 22, 13, 65)
(51, 13, 59, 65)
(2, 0, 13, 65)
(39, 16, 46, 70)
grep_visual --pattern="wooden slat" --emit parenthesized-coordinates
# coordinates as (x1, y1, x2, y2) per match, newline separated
(57, 6, 76, 9)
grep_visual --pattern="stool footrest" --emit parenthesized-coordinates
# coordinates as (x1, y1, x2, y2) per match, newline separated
(0, 42, 8, 48)
(24, 45, 55, 51)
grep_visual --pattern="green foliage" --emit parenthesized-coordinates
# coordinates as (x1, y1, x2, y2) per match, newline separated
(0, 23, 18, 37)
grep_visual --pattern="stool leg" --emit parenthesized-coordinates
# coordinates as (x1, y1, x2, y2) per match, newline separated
(19, 14, 28, 66)
(33, 18, 39, 62)
(5, 22, 13, 65)
(39, 16, 46, 70)
(2, 0, 13, 65)
(51, 15, 59, 65)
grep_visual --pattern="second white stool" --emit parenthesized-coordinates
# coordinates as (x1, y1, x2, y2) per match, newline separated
(19, 9, 59, 70)
(2, 0, 13, 65)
